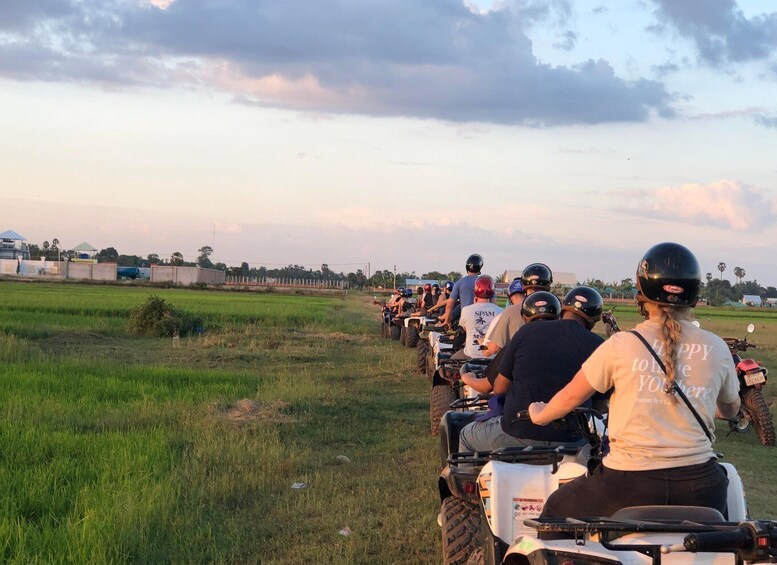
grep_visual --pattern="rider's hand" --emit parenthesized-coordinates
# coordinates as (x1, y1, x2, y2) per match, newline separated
(528, 402, 548, 425)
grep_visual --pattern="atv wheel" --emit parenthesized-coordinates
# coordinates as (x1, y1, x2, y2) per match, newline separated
(742, 388, 775, 446)
(441, 497, 480, 565)
(400, 325, 407, 345)
(431, 384, 455, 436)
(390, 323, 401, 341)
(406, 325, 420, 348)
(417, 341, 429, 374)
(426, 352, 436, 379)
(380, 321, 387, 338)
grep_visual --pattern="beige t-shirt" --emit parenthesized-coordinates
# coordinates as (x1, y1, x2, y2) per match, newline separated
(583, 319, 739, 471)
(483, 304, 524, 349)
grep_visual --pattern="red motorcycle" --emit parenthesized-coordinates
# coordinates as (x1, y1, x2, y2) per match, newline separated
(725, 324, 775, 447)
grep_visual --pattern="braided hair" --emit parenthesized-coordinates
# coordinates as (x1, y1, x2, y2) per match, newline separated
(657, 305, 693, 397)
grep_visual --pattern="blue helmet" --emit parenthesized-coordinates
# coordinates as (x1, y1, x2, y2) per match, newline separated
(508, 278, 525, 296)
(404, 287, 414, 297)
(443, 281, 454, 293)
(397, 286, 405, 295)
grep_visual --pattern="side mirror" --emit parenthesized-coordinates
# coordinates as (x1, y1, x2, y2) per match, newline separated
(747, 323, 755, 334)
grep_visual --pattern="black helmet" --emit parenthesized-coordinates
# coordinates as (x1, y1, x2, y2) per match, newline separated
(521, 263, 552, 291)
(636, 242, 701, 307)
(465, 254, 484, 274)
(521, 291, 561, 322)
(562, 286, 603, 324)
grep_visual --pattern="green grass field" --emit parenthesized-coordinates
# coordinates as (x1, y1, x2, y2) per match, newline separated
(0, 282, 775, 564)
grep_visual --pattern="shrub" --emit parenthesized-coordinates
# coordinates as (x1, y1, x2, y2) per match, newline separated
(128, 295, 202, 338)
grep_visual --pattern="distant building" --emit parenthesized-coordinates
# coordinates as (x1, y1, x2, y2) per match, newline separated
(0, 230, 30, 260)
(742, 294, 762, 307)
(404, 278, 442, 288)
(71, 242, 98, 263)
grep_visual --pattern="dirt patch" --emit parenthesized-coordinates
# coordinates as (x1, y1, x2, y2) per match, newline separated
(309, 332, 369, 343)
(215, 398, 295, 424)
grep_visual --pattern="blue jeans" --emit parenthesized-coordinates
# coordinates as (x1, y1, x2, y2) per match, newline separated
(458, 416, 583, 453)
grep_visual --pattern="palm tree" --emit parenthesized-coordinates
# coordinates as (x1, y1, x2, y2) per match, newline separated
(705, 272, 712, 283)
(718, 262, 726, 280)
(733, 266, 744, 284)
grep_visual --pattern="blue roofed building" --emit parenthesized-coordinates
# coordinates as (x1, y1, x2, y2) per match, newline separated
(0, 230, 30, 260)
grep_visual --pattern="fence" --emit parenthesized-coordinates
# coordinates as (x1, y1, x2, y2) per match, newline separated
(225, 276, 346, 289)
(151, 266, 226, 285)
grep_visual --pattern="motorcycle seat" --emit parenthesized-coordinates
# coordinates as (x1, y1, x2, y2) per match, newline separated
(610, 505, 724, 522)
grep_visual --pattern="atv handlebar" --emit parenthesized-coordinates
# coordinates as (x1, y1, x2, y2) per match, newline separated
(723, 337, 757, 352)
(682, 521, 777, 560)
(683, 528, 752, 552)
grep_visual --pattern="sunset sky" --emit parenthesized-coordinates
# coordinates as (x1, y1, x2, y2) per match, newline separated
(2, 0, 776, 284)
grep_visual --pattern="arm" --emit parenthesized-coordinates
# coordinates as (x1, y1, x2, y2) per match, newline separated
(529, 368, 597, 425)
(439, 298, 454, 323)
(493, 374, 511, 395)
(716, 398, 741, 420)
(484, 341, 501, 356)
(461, 372, 493, 394)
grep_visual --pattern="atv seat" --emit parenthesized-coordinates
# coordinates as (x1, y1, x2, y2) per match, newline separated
(610, 505, 725, 522)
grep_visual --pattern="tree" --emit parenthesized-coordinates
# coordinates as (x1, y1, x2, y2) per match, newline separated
(197, 246, 214, 268)
(97, 247, 119, 263)
(240, 262, 250, 277)
(118, 254, 143, 267)
(447, 271, 462, 282)
(705, 272, 713, 283)
(717, 262, 726, 280)
(704, 278, 735, 306)
(147, 253, 161, 265)
(422, 271, 447, 281)
(733, 267, 745, 284)
(171, 252, 184, 266)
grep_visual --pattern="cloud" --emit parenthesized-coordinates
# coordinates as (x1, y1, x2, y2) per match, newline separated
(650, 0, 777, 67)
(754, 114, 777, 128)
(633, 180, 777, 232)
(0, 0, 673, 125)
(553, 30, 578, 51)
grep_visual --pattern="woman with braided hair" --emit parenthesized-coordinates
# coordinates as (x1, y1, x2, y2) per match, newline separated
(529, 242, 741, 518)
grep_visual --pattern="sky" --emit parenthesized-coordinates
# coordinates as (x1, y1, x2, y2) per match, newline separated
(1, 0, 777, 285)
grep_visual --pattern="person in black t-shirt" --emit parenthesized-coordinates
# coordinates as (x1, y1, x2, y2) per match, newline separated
(458, 288, 605, 453)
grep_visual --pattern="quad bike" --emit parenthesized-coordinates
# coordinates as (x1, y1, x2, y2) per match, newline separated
(438, 408, 600, 565)
(404, 314, 437, 349)
(448, 409, 751, 565)
(724, 323, 774, 447)
(380, 306, 395, 339)
(430, 347, 491, 436)
(437, 394, 506, 565)
(417, 317, 448, 374)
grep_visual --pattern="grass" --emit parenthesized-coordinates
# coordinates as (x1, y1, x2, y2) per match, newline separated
(0, 280, 775, 564)
(0, 281, 439, 564)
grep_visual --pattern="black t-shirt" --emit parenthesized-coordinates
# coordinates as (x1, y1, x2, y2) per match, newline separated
(500, 319, 604, 442)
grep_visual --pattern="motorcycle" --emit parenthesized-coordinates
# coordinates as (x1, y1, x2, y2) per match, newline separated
(601, 307, 620, 337)
(724, 323, 775, 447)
